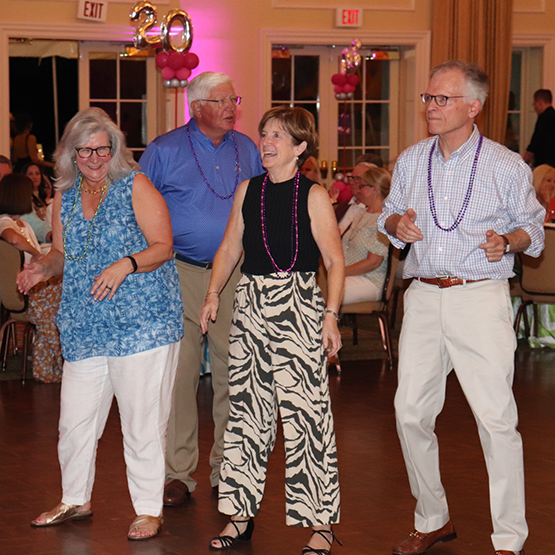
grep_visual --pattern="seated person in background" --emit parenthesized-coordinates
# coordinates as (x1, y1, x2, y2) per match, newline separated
(341, 166, 390, 304)
(300, 155, 321, 183)
(532, 164, 555, 222)
(22, 162, 53, 226)
(0, 154, 12, 180)
(0, 174, 62, 383)
(336, 162, 376, 229)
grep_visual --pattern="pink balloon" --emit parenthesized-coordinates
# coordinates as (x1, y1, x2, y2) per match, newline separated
(176, 67, 192, 81)
(334, 85, 343, 94)
(161, 67, 176, 80)
(155, 51, 169, 69)
(336, 74, 347, 86)
(168, 52, 185, 70)
(183, 52, 200, 70)
(347, 74, 359, 86)
(331, 73, 343, 85)
(343, 83, 355, 93)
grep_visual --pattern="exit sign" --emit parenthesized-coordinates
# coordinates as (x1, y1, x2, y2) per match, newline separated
(77, 0, 108, 22)
(336, 8, 363, 27)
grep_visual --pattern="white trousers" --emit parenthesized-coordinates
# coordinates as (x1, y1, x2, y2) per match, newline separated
(395, 279, 527, 552)
(342, 275, 381, 304)
(59, 342, 180, 516)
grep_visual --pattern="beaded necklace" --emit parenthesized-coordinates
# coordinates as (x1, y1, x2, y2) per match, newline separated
(63, 174, 109, 261)
(427, 132, 483, 232)
(186, 122, 240, 200)
(260, 171, 300, 279)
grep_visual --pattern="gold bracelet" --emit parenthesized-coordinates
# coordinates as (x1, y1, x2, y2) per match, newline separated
(325, 308, 340, 321)
(205, 291, 220, 299)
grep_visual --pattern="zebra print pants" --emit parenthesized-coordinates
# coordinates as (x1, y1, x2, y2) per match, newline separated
(218, 272, 340, 527)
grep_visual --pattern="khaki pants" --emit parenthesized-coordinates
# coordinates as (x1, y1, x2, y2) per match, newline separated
(165, 258, 240, 491)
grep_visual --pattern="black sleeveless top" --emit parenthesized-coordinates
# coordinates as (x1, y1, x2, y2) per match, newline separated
(241, 173, 321, 275)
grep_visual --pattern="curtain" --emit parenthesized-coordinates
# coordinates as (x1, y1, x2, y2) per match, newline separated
(431, 0, 513, 144)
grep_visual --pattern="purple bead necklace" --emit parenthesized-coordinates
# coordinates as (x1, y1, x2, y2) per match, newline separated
(261, 171, 300, 278)
(186, 122, 240, 200)
(427, 132, 483, 232)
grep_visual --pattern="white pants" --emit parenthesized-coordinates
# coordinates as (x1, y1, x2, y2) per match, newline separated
(59, 342, 180, 516)
(395, 279, 527, 552)
(342, 276, 381, 304)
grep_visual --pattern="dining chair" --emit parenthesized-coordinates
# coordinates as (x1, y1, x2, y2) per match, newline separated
(0, 239, 35, 382)
(513, 226, 555, 338)
(318, 244, 400, 371)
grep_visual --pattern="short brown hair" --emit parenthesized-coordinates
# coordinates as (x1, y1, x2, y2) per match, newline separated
(0, 174, 34, 215)
(258, 106, 318, 168)
(362, 167, 391, 199)
(534, 89, 552, 104)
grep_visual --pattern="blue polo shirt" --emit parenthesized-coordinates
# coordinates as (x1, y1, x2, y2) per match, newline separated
(140, 119, 263, 262)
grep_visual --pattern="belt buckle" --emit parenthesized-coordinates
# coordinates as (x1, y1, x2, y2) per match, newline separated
(436, 276, 451, 288)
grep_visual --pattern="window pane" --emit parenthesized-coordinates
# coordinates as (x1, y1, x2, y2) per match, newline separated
(90, 101, 117, 123)
(505, 114, 520, 153)
(90, 56, 116, 99)
(120, 58, 146, 100)
(509, 52, 522, 110)
(294, 102, 318, 131)
(272, 57, 291, 101)
(336, 149, 362, 170)
(366, 103, 389, 146)
(338, 104, 362, 147)
(120, 102, 146, 148)
(294, 56, 318, 101)
(366, 59, 390, 101)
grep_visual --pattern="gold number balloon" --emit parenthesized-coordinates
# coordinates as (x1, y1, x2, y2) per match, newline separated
(160, 9, 193, 54)
(130, 1, 161, 50)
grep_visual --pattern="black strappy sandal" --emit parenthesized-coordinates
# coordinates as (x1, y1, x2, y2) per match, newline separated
(208, 518, 254, 551)
(302, 528, 342, 555)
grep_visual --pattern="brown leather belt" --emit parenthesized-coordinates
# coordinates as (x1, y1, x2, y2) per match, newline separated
(416, 277, 489, 288)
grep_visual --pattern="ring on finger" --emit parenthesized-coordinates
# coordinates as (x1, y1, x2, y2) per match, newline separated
(106, 286, 112, 290)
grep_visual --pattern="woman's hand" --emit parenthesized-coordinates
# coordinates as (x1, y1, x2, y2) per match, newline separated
(91, 257, 134, 301)
(322, 313, 342, 357)
(200, 293, 220, 334)
(17, 260, 46, 294)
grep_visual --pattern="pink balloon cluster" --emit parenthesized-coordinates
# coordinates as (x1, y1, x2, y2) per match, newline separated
(331, 73, 360, 100)
(155, 51, 200, 89)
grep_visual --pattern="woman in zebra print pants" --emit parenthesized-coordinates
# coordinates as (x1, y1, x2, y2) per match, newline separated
(200, 106, 345, 554)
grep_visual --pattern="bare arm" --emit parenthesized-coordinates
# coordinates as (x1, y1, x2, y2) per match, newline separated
(309, 184, 345, 357)
(90, 173, 174, 301)
(344, 252, 383, 277)
(1, 228, 42, 258)
(17, 192, 65, 294)
(200, 180, 249, 334)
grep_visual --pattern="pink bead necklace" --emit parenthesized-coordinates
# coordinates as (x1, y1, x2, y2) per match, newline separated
(260, 171, 300, 278)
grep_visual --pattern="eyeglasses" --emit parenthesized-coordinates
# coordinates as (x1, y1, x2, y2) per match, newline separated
(420, 94, 466, 107)
(359, 184, 375, 189)
(199, 96, 242, 107)
(75, 146, 112, 159)
(346, 175, 362, 184)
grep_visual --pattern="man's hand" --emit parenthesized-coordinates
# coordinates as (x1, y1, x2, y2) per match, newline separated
(389, 209, 424, 243)
(479, 230, 505, 262)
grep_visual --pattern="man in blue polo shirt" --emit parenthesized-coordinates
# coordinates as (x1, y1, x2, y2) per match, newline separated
(140, 72, 263, 505)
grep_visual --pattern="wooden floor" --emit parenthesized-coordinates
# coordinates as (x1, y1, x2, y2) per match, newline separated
(1, 344, 555, 555)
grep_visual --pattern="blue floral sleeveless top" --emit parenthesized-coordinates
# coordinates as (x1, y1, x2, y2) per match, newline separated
(57, 171, 184, 362)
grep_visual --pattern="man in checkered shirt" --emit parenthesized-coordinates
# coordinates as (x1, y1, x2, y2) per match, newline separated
(379, 60, 544, 555)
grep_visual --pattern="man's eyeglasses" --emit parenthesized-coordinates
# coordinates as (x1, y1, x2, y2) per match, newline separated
(420, 94, 466, 107)
(75, 146, 112, 159)
(199, 96, 242, 107)
(346, 175, 362, 184)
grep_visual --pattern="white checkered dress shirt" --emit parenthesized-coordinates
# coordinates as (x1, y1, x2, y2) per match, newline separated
(378, 126, 545, 279)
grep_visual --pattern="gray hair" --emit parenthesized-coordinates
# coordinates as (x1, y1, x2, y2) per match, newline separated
(430, 60, 489, 108)
(54, 108, 139, 192)
(186, 72, 234, 117)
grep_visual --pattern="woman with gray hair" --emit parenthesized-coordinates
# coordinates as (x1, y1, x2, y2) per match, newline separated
(17, 107, 184, 540)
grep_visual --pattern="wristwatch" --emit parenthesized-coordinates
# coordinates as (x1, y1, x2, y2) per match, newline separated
(501, 234, 510, 254)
